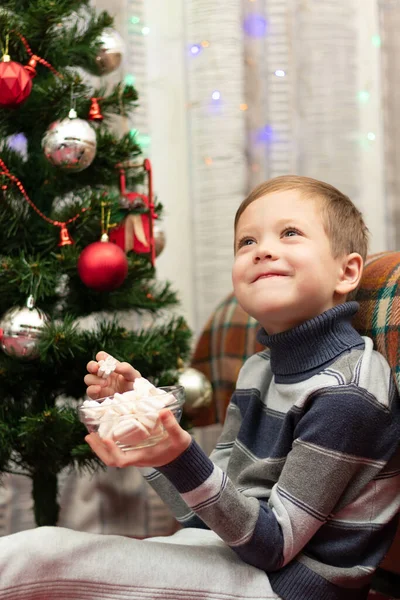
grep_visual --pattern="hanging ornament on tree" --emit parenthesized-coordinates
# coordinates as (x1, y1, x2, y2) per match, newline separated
(42, 108, 97, 172)
(0, 32, 63, 108)
(78, 234, 128, 291)
(95, 28, 125, 76)
(88, 97, 103, 121)
(109, 160, 158, 265)
(0, 54, 32, 107)
(178, 367, 213, 415)
(77, 203, 128, 291)
(153, 224, 166, 257)
(0, 295, 49, 359)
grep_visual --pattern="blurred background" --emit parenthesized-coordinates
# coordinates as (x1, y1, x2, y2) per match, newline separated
(110, 0, 398, 336)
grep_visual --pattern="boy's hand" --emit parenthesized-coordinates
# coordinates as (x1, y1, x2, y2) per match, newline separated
(85, 409, 192, 468)
(84, 351, 141, 400)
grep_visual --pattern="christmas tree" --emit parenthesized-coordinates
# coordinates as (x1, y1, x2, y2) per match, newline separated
(0, 1, 191, 528)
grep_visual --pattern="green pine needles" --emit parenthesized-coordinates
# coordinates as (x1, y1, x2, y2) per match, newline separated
(0, 0, 192, 526)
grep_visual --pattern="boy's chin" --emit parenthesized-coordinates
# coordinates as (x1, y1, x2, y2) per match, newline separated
(255, 305, 318, 333)
(251, 306, 297, 333)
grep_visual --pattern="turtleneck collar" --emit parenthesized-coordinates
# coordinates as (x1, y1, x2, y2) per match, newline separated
(256, 302, 364, 380)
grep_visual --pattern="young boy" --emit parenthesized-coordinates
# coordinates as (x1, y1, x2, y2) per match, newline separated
(0, 175, 399, 600)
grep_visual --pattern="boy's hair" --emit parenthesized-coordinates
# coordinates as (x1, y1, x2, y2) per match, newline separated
(234, 175, 369, 262)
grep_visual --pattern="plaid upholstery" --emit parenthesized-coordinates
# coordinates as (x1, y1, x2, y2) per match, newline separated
(190, 251, 400, 597)
(191, 295, 262, 427)
(353, 252, 400, 395)
(191, 251, 400, 427)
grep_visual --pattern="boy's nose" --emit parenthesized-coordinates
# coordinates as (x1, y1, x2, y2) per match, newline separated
(253, 245, 277, 263)
(254, 252, 273, 263)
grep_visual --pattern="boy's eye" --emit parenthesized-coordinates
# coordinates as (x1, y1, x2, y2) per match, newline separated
(237, 237, 254, 249)
(282, 227, 301, 238)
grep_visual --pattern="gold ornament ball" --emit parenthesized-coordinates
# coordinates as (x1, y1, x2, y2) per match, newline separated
(154, 224, 166, 257)
(178, 367, 212, 414)
(42, 116, 97, 172)
(0, 302, 48, 359)
(96, 28, 125, 75)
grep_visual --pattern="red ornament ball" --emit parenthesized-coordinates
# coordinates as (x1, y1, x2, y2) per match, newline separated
(77, 240, 129, 291)
(0, 60, 32, 108)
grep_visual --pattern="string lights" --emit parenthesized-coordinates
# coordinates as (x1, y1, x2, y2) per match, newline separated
(188, 5, 274, 168)
(126, 14, 152, 154)
(187, 2, 381, 169)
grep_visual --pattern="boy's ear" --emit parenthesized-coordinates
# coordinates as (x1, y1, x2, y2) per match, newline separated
(335, 253, 363, 297)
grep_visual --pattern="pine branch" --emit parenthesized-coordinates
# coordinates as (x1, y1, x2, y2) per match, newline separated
(0, 0, 193, 528)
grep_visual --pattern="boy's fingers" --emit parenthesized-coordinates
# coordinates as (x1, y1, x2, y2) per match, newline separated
(91, 352, 140, 382)
(85, 433, 109, 458)
(95, 350, 113, 363)
(159, 409, 191, 447)
(84, 373, 107, 387)
(85, 384, 104, 400)
(85, 434, 115, 462)
(159, 408, 175, 425)
(86, 434, 130, 467)
(86, 360, 100, 374)
(116, 361, 141, 381)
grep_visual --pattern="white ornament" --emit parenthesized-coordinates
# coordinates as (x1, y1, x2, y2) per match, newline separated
(96, 28, 125, 75)
(0, 296, 49, 359)
(178, 367, 212, 413)
(42, 113, 97, 172)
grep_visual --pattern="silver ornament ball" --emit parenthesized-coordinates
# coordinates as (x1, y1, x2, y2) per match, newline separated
(96, 28, 125, 75)
(0, 299, 49, 359)
(154, 224, 166, 257)
(42, 115, 97, 172)
(178, 367, 212, 413)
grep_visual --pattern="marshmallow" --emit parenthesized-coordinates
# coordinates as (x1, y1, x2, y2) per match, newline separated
(84, 399, 101, 407)
(98, 418, 116, 439)
(113, 403, 132, 416)
(116, 390, 137, 404)
(98, 355, 118, 379)
(136, 411, 160, 431)
(112, 417, 149, 445)
(136, 396, 166, 412)
(163, 393, 176, 406)
(82, 376, 178, 448)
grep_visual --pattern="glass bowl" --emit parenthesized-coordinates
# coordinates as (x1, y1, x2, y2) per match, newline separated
(79, 385, 185, 451)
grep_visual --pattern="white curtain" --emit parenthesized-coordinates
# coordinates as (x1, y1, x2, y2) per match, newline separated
(185, 0, 247, 331)
(185, 0, 388, 333)
(379, 0, 400, 249)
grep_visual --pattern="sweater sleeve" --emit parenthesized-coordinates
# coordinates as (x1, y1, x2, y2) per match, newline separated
(140, 389, 244, 529)
(158, 384, 400, 572)
(140, 466, 208, 529)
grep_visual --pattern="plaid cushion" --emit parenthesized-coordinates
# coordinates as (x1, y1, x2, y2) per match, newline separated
(353, 252, 400, 396)
(190, 294, 261, 426)
(191, 251, 400, 426)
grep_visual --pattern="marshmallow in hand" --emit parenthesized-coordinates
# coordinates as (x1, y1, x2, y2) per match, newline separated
(82, 376, 176, 448)
(98, 355, 118, 379)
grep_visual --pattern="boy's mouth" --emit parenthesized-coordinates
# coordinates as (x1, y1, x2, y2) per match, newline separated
(253, 272, 287, 282)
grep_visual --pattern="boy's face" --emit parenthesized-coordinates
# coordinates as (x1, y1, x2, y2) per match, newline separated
(232, 190, 351, 334)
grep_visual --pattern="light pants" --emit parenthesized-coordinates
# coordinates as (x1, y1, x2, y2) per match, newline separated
(0, 526, 281, 600)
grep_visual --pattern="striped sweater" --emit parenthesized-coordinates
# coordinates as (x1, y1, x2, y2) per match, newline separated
(144, 302, 400, 600)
